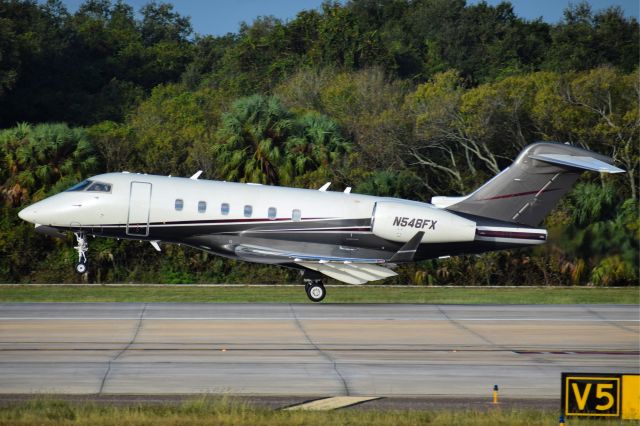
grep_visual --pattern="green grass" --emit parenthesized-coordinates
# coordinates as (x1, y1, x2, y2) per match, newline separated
(0, 284, 637, 304)
(0, 397, 630, 426)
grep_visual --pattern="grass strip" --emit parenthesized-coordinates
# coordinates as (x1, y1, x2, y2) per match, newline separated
(0, 284, 637, 304)
(0, 397, 629, 426)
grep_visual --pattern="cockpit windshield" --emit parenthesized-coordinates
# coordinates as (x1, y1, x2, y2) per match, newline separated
(66, 180, 93, 191)
(66, 180, 112, 192)
(87, 182, 112, 192)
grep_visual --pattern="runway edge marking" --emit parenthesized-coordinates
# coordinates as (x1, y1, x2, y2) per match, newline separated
(284, 396, 380, 411)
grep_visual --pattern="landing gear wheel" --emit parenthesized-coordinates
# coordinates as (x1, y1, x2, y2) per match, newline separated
(306, 282, 326, 303)
(75, 262, 87, 274)
(73, 232, 89, 274)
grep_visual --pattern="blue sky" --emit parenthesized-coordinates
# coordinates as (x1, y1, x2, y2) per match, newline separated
(54, 0, 639, 36)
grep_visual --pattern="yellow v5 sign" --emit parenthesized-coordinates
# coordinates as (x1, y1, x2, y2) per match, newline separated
(562, 373, 640, 420)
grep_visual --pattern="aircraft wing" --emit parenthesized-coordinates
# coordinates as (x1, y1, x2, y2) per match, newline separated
(233, 244, 397, 284)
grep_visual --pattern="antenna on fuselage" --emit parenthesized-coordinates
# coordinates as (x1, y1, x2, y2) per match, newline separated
(318, 182, 331, 191)
(190, 170, 203, 180)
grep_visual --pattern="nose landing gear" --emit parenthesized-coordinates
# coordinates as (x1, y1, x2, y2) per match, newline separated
(74, 232, 88, 274)
(304, 280, 326, 303)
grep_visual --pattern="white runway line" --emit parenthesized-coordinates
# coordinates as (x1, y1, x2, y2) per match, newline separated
(0, 317, 637, 322)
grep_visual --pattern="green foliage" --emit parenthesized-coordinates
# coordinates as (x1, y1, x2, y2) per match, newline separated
(0, 0, 193, 126)
(277, 67, 411, 173)
(2, 396, 637, 426)
(0, 123, 98, 282)
(212, 94, 350, 186)
(543, 2, 639, 73)
(0, 123, 97, 204)
(129, 84, 219, 176)
(1, 285, 638, 304)
(355, 170, 426, 201)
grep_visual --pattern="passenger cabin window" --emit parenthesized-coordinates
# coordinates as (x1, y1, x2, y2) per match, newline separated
(221, 203, 229, 215)
(66, 180, 93, 191)
(268, 207, 277, 220)
(175, 199, 184, 211)
(292, 209, 301, 222)
(87, 182, 112, 192)
(198, 201, 206, 213)
(244, 205, 253, 218)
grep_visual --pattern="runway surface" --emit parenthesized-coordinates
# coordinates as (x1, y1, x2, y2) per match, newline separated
(0, 303, 638, 398)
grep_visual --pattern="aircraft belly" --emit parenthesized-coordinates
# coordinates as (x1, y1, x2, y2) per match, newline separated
(187, 234, 396, 265)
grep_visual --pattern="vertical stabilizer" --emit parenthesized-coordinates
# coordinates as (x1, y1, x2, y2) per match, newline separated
(433, 142, 624, 227)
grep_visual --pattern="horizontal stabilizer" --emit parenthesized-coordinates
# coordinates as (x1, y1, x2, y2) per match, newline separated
(431, 195, 470, 209)
(529, 153, 625, 173)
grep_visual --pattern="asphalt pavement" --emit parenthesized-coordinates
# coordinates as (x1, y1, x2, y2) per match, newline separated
(0, 303, 637, 399)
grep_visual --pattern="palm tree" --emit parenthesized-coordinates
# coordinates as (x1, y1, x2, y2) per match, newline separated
(0, 123, 97, 205)
(213, 95, 293, 185)
(284, 112, 350, 181)
(212, 95, 352, 187)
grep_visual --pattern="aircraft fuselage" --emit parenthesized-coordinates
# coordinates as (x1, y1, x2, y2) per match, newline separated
(19, 172, 546, 267)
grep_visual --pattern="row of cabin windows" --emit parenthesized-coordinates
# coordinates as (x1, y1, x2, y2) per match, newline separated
(174, 199, 301, 221)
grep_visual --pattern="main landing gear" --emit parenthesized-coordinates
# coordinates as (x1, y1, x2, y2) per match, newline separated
(304, 280, 326, 303)
(74, 232, 89, 274)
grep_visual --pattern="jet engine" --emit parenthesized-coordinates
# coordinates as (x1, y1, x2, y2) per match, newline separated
(371, 201, 476, 243)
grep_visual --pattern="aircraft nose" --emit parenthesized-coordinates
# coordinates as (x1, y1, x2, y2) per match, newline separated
(18, 206, 38, 224)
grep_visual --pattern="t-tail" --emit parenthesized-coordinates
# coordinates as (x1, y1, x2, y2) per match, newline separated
(432, 142, 625, 227)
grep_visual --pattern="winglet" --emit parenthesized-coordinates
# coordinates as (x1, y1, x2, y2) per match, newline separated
(389, 231, 424, 262)
(319, 182, 331, 191)
(528, 153, 625, 173)
(190, 170, 203, 180)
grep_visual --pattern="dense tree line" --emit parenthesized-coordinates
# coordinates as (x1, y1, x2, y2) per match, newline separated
(0, 0, 637, 285)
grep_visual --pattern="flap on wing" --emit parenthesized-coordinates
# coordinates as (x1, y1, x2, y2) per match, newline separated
(235, 244, 386, 264)
(529, 153, 625, 173)
(233, 244, 396, 284)
(297, 261, 397, 285)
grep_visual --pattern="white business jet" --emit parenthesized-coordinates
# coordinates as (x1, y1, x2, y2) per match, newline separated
(19, 142, 624, 302)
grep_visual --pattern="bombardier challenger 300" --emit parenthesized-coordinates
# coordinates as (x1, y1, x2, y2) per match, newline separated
(18, 142, 624, 302)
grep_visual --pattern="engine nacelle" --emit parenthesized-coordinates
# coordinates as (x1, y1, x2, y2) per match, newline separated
(371, 201, 476, 243)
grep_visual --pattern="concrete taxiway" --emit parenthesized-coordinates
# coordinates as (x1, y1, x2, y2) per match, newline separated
(0, 303, 637, 398)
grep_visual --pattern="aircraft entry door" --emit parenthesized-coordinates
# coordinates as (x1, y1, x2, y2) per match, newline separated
(127, 182, 152, 237)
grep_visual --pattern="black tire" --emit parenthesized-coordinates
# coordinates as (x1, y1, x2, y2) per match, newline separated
(306, 283, 326, 303)
(75, 262, 87, 274)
